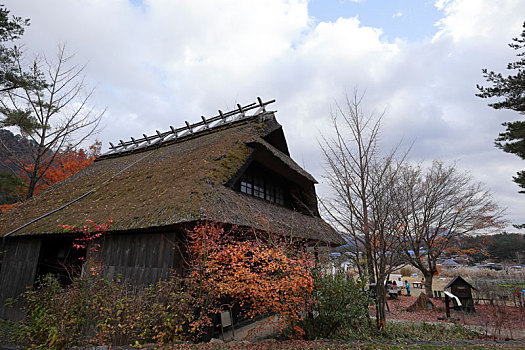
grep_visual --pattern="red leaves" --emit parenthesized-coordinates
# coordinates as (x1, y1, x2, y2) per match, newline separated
(60, 218, 113, 266)
(187, 222, 314, 335)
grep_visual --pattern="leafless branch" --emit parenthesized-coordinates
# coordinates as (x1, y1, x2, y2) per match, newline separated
(0, 43, 104, 199)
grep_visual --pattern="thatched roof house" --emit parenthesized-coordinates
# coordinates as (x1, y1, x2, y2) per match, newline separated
(0, 98, 342, 319)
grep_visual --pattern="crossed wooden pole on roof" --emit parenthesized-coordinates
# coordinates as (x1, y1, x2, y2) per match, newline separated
(105, 97, 275, 156)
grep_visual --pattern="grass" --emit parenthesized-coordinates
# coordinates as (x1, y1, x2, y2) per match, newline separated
(336, 321, 482, 342)
(0, 311, 514, 349)
(2, 318, 521, 349)
(382, 322, 481, 341)
(146, 342, 522, 349)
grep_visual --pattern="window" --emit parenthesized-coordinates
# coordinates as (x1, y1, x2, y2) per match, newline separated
(275, 186, 284, 205)
(237, 163, 315, 216)
(239, 171, 286, 206)
(265, 183, 275, 202)
(240, 179, 252, 195)
(253, 177, 265, 199)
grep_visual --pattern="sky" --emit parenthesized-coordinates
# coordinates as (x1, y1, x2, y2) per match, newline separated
(3, 0, 525, 230)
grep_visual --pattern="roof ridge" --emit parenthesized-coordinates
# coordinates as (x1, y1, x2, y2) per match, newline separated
(100, 97, 275, 158)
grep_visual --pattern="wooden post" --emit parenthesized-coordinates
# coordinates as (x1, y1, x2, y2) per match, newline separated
(445, 294, 450, 318)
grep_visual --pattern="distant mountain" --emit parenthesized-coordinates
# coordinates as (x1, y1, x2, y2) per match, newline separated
(0, 129, 36, 173)
(0, 129, 36, 205)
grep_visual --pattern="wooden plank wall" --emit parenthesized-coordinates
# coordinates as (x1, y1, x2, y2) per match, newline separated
(0, 237, 42, 320)
(98, 231, 185, 285)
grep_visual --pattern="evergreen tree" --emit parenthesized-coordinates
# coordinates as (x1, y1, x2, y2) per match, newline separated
(0, 169, 23, 205)
(0, 5, 45, 133)
(0, 5, 45, 92)
(477, 22, 525, 193)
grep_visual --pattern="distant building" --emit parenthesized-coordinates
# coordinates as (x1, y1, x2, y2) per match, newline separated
(442, 258, 460, 268)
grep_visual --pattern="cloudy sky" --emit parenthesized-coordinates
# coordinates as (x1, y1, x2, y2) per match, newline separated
(5, 0, 525, 229)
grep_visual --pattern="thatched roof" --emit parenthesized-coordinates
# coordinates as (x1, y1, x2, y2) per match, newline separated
(442, 258, 460, 267)
(0, 107, 343, 245)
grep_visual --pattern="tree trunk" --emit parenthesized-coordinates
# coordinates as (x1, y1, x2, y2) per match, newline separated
(354, 245, 362, 277)
(26, 143, 45, 199)
(375, 285, 386, 330)
(366, 248, 375, 283)
(26, 171, 38, 199)
(424, 271, 434, 297)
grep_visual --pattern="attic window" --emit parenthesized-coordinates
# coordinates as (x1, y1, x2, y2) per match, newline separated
(240, 173, 285, 205)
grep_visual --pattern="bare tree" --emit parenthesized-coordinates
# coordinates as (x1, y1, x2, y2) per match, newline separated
(320, 92, 379, 283)
(0, 44, 104, 199)
(395, 161, 504, 297)
(320, 91, 407, 330)
(366, 154, 408, 329)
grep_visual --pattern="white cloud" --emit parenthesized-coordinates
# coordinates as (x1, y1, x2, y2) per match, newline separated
(392, 11, 403, 19)
(433, 0, 523, 42)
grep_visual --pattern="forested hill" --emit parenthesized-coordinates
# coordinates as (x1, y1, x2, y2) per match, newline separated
(0, 129, 37, 172)
(0, 129, 33, 205)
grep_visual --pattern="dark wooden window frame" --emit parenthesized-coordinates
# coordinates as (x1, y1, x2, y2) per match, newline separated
(239, 167, 286, 206)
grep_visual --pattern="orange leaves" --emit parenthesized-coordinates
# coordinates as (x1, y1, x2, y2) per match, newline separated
(38, 142, 101, 194)
(0, 141, 101, 214)
(0, 142, 101, 214)
(187, 222, 314, 334)
(0, 202, 21, 213)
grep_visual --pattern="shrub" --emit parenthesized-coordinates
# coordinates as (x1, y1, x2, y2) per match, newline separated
(14, 222, 316, 347)
(16, 274, 89, 349)
(15, 274, 200, 348)
(400, 266, 413, 277)
(299, 270, 370, 339)
(187, 222, 315, 337)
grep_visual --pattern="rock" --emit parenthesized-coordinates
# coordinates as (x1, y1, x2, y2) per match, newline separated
(209, 338, 224, 343)
(407, 292, 435, 312)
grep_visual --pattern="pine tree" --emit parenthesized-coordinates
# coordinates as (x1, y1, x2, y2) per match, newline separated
(477, 22, 525, 193)
(0, 5, 45, 133)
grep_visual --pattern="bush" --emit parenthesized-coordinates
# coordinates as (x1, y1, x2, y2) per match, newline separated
(187, 222, 314, 336)
(299, 270, 370, 339)
(400, 266, 413, 277)
(381, 322, 480, 341)
(13, 222, 316, 347)
(15, 274, 200, 349)
(17, 274, 90, 349)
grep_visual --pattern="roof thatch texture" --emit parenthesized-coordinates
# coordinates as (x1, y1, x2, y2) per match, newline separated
(0, 112, 343, 244)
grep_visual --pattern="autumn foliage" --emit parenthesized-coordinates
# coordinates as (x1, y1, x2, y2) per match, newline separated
(30, 142, 101, 196)
(60, 218, 113, 262)
(14, 220, 318, 347)
(187, 222, 315, 337)
(60, 218, 113, 279)
(0, 201, 20, 213)
(0, 142, 100, 213)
